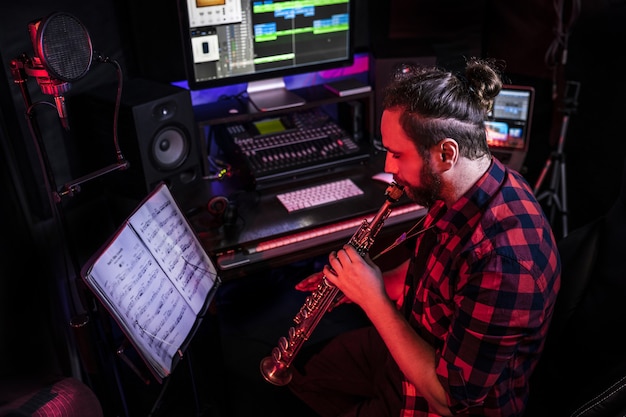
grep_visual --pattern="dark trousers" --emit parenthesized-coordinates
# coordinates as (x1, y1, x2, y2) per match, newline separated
(289, 326, 404, 417)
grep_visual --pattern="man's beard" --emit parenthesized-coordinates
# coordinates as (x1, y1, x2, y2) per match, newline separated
(404, 159, 442, 208)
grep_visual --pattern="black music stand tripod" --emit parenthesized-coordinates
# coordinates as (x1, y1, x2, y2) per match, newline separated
(533, 81, 580, 238)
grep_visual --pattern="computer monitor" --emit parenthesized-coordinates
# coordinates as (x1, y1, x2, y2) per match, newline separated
(177, 0, 355, 111)
(485, 85, 535, 172)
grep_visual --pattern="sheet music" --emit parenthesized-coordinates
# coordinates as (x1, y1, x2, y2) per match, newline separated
(128, 187, 216, 315)
(88, 226, 197, 374)
(82, 183, 220, 379)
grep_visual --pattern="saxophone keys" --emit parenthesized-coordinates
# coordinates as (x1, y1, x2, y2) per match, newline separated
(272, 346, 283, 361)
(278, 336, 290, 352)
(289, 326, 299, 340)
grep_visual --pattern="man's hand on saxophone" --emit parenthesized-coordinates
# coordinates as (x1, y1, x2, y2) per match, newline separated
(323, 245, 386, 314)
(296, 249, 411, 309)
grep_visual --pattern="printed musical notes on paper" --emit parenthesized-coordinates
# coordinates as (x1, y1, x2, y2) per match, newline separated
(129, 186, 216, 314)
(81, 183, 220, 381)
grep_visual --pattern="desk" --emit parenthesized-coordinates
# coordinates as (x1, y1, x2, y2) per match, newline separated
(176, 153, 426, 280)
(183, 84, 424, 279)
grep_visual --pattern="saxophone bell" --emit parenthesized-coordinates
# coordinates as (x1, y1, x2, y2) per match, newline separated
(260, 354, 292, 386)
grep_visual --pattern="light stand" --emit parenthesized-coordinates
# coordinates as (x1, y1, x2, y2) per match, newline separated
(533, 80, 580, 238)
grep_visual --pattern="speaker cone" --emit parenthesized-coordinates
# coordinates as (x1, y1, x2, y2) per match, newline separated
(151, 127, 189, 170)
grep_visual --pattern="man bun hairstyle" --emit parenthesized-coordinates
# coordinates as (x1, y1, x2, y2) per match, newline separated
(463, 57, 504, 114)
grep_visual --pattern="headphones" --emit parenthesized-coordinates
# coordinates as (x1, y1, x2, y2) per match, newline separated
(207, 196, 238, 227)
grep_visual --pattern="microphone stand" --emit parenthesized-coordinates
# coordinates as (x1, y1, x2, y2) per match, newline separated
(13, 7, 138, 409)
(58, 160, 130, 198)
(11, 54, 89, 383)
(9, 55, 132, 415)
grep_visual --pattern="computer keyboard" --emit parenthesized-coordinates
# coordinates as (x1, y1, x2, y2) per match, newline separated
(276, 178, 364, 212)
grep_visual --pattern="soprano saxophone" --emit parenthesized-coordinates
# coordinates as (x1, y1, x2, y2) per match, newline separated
(260, 181, 405, 386)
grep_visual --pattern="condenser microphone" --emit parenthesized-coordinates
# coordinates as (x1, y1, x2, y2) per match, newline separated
(24, 12, 93, 130)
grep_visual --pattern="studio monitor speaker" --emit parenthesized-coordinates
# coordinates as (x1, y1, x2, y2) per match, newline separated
(68, 78, 203, 199)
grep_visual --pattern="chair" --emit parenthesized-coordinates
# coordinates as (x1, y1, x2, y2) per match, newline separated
(524, 160, 626, 416)
(0, 376, 103, 417)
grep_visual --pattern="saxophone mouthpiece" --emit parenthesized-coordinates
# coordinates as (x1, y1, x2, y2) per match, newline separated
(385, 182, 405, 202)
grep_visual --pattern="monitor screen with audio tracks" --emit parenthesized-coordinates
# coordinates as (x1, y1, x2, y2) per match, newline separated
(178, 0, 355, 111)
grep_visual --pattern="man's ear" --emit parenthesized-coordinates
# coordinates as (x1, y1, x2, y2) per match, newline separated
(438, 138, 458, 166)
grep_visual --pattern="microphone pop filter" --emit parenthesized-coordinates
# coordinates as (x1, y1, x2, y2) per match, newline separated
(33, 12, 93, 82)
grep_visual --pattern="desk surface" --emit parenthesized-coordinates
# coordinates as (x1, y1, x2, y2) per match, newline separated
(177, 153, 426, 279)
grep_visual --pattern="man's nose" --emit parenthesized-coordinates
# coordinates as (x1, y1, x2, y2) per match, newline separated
(384, 153, 396, 174)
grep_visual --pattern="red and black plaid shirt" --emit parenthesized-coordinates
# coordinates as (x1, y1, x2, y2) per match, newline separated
(401, 159, 561, 416)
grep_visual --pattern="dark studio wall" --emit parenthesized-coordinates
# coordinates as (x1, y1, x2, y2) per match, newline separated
(485, 0, 626, 236)
(560, 2, 626, 232)
(0, 0, 625, 409)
